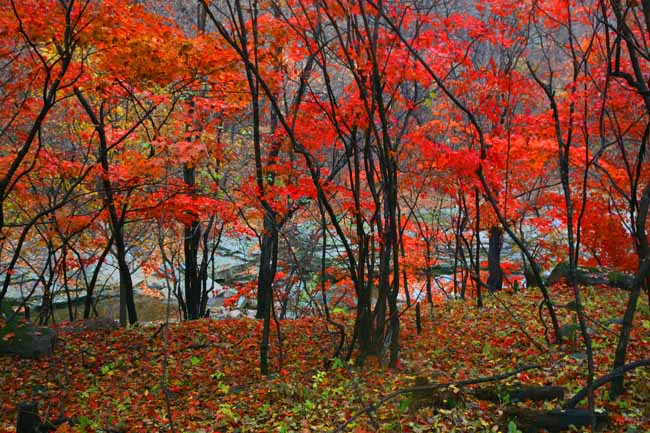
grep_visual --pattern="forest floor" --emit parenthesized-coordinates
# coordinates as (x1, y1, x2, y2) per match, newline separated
(1, 285, 649, 432)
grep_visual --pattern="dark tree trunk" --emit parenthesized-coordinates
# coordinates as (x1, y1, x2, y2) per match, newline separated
(524, 262, 543, 289)
(115, 233, 137, 326)
(487, 226, 504, 292)
(260, 220, 278, 375)
(424, 239, 434, 312)
(256, 212, 278, 320)
(183, 165, 203, 320)
(198, 217, 216, 318)
(474, 189, 482, 308)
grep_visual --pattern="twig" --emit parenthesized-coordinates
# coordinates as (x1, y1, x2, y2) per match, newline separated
(490, 291, 547, 353)
(149, 323, 166, 342)
(329, 364, 541, 432)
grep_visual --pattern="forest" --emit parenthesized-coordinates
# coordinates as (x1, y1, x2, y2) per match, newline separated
(0, 0, 649, 431)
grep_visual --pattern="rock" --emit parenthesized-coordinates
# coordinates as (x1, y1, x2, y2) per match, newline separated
(227, 310, 242, 319)
(0, 321, 55, 359)
(547, 262, 633, 289)
(56, 318, 118, 334)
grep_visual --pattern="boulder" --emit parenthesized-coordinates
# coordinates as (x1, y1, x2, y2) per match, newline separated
(547, 262, 633, 289)
(0, 320, 55, 359)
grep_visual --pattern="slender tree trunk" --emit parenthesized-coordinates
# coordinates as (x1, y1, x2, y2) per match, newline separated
(260, 223, 278, 375)
(256, 213, 278, 320)
(475, 189, 482, 308)
(183, 164, 202, 320)
(115, 231, 137, 326)
(183, 2, 208, 321)
(611, 185, 650, 397)
(83, 235, 113, 319)
(198, 217, 216, 317)
(74, 89, 137, 326)
(388, 167, 400, 368)
(398, 206, 410, 307)
(62, 246, 74, 322)
(424, 238, 434, 313)
(453, 193, 463, 297)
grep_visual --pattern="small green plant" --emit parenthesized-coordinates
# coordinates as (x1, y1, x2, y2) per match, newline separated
(311, 370, 326, 389)
(508, 421, 523, 433)
(101, 362, 115, 376)
(210, 369, 229, 394)
(499, 388, 511, 405)
(217, 403, 238, 422)
(330, 357, 344, 369)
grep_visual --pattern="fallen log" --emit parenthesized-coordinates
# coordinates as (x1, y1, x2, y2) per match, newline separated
(473, 384, 565, 403)
(501, 407, 609, 432)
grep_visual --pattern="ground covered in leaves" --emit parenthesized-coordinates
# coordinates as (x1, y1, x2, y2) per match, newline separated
(1, 286, 649, 432)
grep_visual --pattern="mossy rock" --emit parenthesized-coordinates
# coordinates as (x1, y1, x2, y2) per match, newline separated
(0, 304, 55, 359)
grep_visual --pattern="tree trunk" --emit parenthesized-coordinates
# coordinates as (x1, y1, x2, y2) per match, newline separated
(260, 221, 278, 375)
(610, 185, 650, 398)
(74, 89, 137, 327)
(424, 239, 434, 313)
(183, 164, 202, 320)
(487, 226, 504, 292)
(115, 233, 137, 326)
(474, 189, 482, 308)
(256, 212, 278, 320)
(83, 235, 113, 319)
